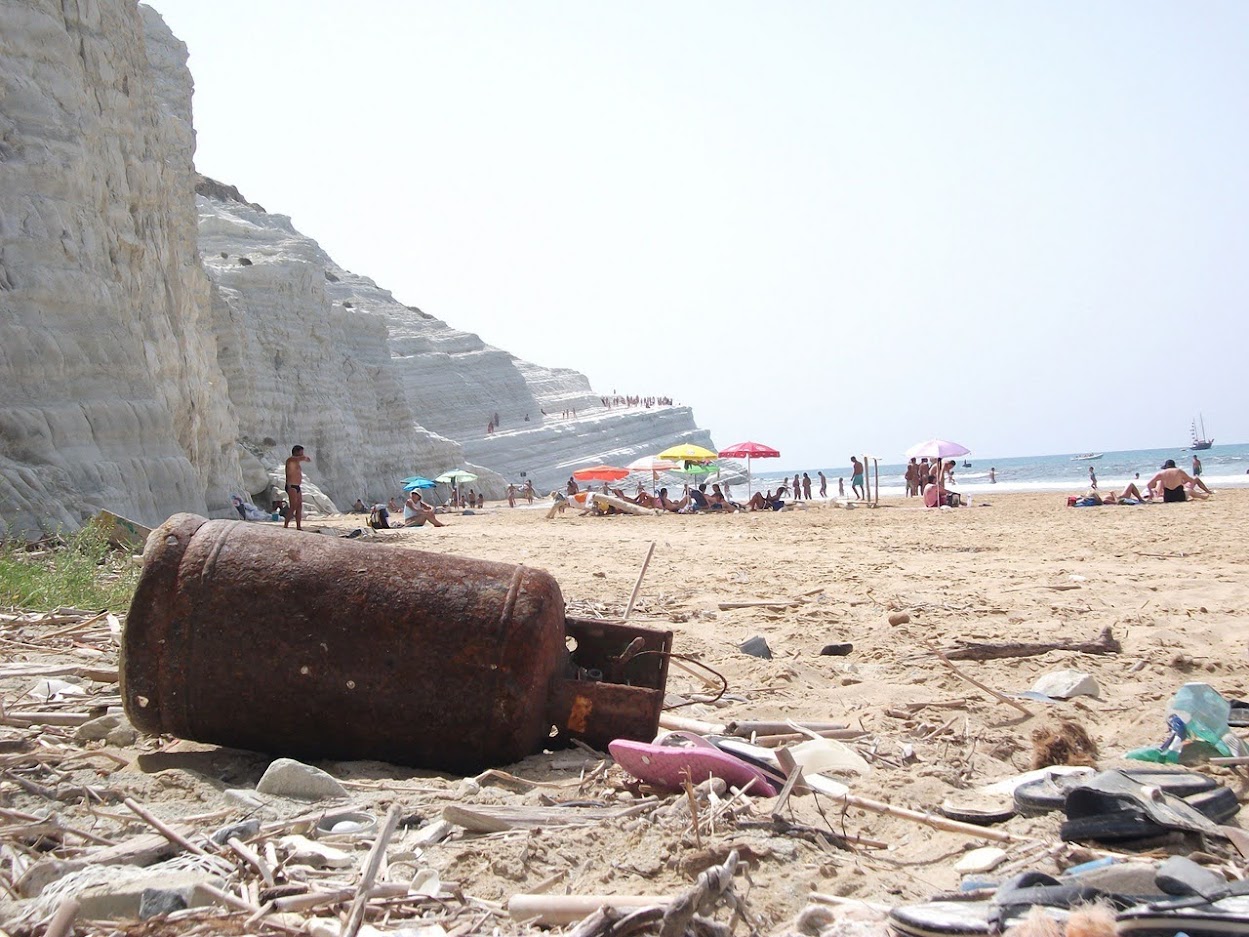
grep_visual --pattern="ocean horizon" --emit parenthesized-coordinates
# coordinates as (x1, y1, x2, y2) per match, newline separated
(735, 442, 1249, 497)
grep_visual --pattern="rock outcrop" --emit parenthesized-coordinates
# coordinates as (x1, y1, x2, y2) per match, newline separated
(195, 185, 714, 498)
(0, 1, 241, 536)
(0, 1, 714, 537)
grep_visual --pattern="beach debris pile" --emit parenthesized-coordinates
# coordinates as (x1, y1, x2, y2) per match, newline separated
(6, 577, 1249, 936)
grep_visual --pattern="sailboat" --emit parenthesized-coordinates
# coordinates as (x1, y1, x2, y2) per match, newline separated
(1190, 414, 1214, 451)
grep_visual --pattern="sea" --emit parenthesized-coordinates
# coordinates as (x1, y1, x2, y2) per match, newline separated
(740, 443, 1249, 498)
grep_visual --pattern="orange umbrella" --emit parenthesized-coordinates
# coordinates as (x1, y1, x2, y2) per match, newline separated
(572, 465, 631, 482)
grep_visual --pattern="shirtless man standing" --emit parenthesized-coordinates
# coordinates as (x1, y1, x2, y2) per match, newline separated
(850, 457, 865, 500)
(284, 445, 310, 530)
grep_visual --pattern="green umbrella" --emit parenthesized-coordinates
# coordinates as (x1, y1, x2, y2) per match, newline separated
(673, 461, 717, 476)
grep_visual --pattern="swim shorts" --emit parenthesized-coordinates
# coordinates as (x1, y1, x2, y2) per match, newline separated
(851, 473, 863, 486)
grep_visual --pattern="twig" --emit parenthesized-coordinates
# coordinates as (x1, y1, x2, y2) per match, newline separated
(43, 897, 79, 937)
(659, 848, 739, 937)
(123, 796, 210, 857)
(342, 803, 402, 937)
(624, 542, 656, 620)
(921, 640, 1032, 717)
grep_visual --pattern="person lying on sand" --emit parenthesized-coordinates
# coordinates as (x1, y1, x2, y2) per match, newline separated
(656, 487, 689, 512)
(746, 490, 784, 511)
(708, 483, 739, 512)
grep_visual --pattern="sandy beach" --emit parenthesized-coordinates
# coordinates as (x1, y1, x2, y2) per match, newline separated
(3, 489, 1248, 933)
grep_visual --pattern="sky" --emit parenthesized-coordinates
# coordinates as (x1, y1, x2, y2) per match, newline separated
(144, 1, 1248, 468)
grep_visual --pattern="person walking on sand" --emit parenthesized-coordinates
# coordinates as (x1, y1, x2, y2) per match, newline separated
(818, 471, 827, 498)
(802, 473, 812, 499)
(850, 456, 864, 500)
(284, 445, 310, 530)
(524, 479, 535, 504)
(1088, 466, 1097, 489)
(506, 484, 517, 508)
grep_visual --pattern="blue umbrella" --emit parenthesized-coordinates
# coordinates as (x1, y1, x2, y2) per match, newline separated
(403, 476, 437, 491)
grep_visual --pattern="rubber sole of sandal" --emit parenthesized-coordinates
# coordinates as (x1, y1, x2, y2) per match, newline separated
(1060, 787, 1239, 843)
(1016, 767, 1219, 815)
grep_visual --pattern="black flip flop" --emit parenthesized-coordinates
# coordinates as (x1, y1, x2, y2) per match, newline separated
(1118, 894, 1249, 935)
(1015, 765, 1217, 815)
(1060, 770, 1224, 844)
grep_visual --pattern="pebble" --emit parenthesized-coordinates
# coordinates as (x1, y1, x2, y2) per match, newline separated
(255, 758, 346, 800)
(888, 611, 911, 626)
(954, 846, 1007, 874)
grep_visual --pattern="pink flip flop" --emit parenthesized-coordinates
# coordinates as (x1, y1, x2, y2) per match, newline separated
(608, 732, 779, 796)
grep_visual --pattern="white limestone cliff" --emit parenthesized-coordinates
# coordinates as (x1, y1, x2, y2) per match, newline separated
(196, 187, 715, 497)
(0, 0, 714, 537)
(0, 0, 242, 536)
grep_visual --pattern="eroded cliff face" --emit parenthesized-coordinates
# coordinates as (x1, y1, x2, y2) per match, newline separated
(196, 187, 714, 497)
(198, 194, 469, 504)
(0, 0, 241, 535)
(0, 0, 714, 535)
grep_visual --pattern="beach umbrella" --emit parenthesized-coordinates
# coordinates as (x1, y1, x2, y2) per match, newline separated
(904, 439, 970, 460)
(434, 469, 479, 483)
(572, 464, 631, 482)
(905, 439, 969, 506)
(673, 461, 717, 476)
(627, 455, 680, 492)
(435, 468, 478, 504)
(718, 441, 780, 497)
(402, 476, 437, 491)
(658, 443, 718, 462)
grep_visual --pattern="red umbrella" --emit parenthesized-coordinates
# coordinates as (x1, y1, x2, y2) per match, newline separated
(572, 464, 631, 482)
(717, 442, 781, 497)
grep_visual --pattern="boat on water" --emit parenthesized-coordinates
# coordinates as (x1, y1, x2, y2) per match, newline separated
(961, 460, 971, 468)
(1189, 414, 1214, 451)
(1071, 453, 1103, 461)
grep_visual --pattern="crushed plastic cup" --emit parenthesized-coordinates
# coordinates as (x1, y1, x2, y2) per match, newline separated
(1127, 682, 1248, 764)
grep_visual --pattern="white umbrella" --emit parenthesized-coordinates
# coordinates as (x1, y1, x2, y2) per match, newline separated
(905, 439, 970, 460)
(905, 439, 969, 506)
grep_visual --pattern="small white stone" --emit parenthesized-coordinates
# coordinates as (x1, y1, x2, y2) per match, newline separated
(1031, 669, 1101, 700)
(256, 758, 346, 800)
(955, 846, 1007, 874)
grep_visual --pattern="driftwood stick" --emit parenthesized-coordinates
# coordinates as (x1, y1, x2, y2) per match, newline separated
(624, 541, 656, 620)
(941, 626, 1121, 662)
(227, 836, 274, 885)
(728, 720, 847, 737)
(922, 641, 1033, 718)
(44, 897, 80, 937)
(509, 894, 668, 925)
(828, 789, 1028, 843)
(123, 797, 210, 857)
(659, 713, 726, 736)
(342, 803, 402, 937)
(659, 848, 739, 937)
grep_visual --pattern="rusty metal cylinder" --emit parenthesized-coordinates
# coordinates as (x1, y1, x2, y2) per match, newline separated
(122, 513, 569, 772)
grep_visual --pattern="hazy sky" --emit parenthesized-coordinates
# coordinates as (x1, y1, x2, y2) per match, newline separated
(145, 1, 1247, 468)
